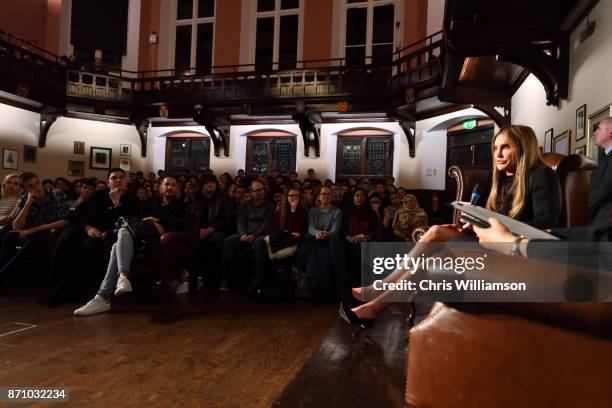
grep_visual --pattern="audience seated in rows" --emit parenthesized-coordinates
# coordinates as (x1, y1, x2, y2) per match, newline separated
(1, 163, 437, 313)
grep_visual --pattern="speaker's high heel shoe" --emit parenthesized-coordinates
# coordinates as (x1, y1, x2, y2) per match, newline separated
(339, 302, 375, 336)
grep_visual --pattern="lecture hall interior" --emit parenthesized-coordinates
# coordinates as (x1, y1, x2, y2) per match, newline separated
(0, 0, 611, 406)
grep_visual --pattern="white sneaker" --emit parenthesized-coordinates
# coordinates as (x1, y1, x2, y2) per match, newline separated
(74, 296, 111, 316)
(115, 275, 132, 296)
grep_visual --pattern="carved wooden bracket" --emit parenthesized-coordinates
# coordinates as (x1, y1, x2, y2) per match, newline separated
(39, 113, 59, 148)
(398, 121, 416, 158)
(132, 118, 149, 157)
(292, 112, 321, 157)
(472, 104, 511, 127)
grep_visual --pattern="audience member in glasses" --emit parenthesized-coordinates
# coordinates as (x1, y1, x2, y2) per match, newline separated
(221, 180, 274, 292)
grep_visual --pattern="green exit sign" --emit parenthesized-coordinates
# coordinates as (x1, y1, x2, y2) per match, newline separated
(462, 119, 477, 129)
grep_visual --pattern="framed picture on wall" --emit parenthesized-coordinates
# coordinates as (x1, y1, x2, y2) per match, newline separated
(576, 104, 587, 142)
(588, 103, 611, 162)
(119, 158, 131, 171)
(544, 128, 553, 153)
(74, 141, 85, 155)
(553, 129, 570, 155)
(23, 145, 37, 163)
(68, 161, 85, 177)
(90, 147, 112, 170)
(2, 148, 18, 169)
(120, 144, 131, 157)
(575, 145, 587, 155)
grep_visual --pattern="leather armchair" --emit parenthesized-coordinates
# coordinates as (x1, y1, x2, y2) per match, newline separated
(406, 300, 612, 408)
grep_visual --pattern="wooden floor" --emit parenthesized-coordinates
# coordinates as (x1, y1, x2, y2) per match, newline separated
(0, 291, 337, 407)
(272, 305, 410, 408)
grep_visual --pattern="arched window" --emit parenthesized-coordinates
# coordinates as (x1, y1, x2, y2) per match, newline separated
(336, 128, 393, 178)
(165, 132, 211, 173)
(245, 129, 297, 175)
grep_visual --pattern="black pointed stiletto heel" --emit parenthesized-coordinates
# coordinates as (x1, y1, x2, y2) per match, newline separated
(339, 302, 375, 336)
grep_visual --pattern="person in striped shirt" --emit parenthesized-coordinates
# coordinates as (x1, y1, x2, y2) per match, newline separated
(0, 173, 21, 225)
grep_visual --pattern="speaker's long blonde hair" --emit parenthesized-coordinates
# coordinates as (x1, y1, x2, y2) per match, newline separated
(486, 125, 543, 218)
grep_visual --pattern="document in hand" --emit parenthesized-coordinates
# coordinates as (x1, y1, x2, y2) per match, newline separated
(451, 201, 560, 240)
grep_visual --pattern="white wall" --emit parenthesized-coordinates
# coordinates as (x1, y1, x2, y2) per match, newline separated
(0, 102, 147, 182)
(427, 0, 445, 36)
(414, 107, 489, 190)
(150, 124, 250, 175)
(150, 121, 416, 184)
(0, 101, 492, 190)
(0, 103, 40, 182)
(512, 0, 612, 156)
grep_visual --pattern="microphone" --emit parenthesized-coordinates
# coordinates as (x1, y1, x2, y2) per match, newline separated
(470, 183, 482, 205)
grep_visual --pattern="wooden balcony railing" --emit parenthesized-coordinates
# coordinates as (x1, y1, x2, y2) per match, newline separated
(0, 28, 443, 108)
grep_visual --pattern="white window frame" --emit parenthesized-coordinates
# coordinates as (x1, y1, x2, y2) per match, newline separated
(248, 0, 304, 70)
(170, 0, 217, 74)
(338, 0, 403, 64)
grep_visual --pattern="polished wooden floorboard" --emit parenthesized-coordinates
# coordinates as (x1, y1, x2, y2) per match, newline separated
(273, 306, 410, 408)
(0, 291, 337, 408)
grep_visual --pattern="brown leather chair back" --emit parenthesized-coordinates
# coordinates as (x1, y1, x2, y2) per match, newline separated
(554, 154, 597, 227)
(541, 152, 565, 171)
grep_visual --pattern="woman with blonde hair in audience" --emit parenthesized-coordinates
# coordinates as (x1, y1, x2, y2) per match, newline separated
(0, 173, 21, 224)
(342, 125, 561, 327)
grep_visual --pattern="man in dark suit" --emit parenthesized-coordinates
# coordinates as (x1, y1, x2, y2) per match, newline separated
(588, 117, 612, 223)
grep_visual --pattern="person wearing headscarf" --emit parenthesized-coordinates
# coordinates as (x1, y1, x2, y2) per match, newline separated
(391, 194, 428, 241)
